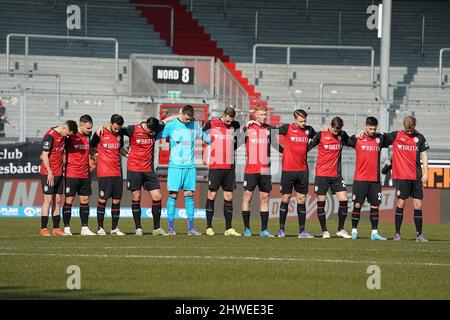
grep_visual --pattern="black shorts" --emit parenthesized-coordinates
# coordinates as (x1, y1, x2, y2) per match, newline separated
(352, 181, 382, 205)
(394, 179, 423, 200)
(243, 174, 272, 193)
(127, 170, 161, 192)
(40, 175, 64, 195)
(314, 176, 347, 195)
(65, 177, 92, 197)
(208, 169, 236, 191)
(98, 176, 123, 200)
(280, 171, 309, 195)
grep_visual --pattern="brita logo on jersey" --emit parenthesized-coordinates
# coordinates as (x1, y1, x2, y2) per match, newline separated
(397, 145, 419, 151)
(361, 145, 380, 151)
(102, 143, 120, 149)
(213, 134, 233, 141)
(290, 137, 308, 143)
(74, 144, 89, 150)
(324, 144, 341, 150)
(250, 138, 269, 144)
(135, 139, 152, 144)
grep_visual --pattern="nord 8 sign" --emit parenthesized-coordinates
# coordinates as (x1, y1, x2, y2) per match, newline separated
(152, 66, 194, 84)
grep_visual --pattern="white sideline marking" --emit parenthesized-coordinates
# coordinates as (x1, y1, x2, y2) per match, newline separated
(1, 252, 450, 267)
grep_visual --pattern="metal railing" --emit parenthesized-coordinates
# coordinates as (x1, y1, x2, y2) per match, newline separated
(438, 48, 450, 86)
(254, 8, 425, 55)
(130, 53, 215, 98)
(215, 59, 249, 110)
(252, 43, 375, 86)
(0, 71, 61, 117)
(5, 33, 119, 81)
(82, 2, 174, 48)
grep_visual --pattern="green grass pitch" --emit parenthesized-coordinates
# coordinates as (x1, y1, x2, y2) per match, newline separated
(1, 218, 450, 299)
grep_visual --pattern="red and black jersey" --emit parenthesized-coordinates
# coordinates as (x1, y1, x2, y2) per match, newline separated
(244, 123, 274, 174)
(310, 129, 351, 177)
(349, 133, 386, 182)
(279, 124, 315, 172)
(384, 130, 429, 180)
(123, 123, 164, 172)
(66, 132, 91, 179)
(40, 127, 67, 176)
(90, 129, 124, 177)
(202, 118, 240, 170)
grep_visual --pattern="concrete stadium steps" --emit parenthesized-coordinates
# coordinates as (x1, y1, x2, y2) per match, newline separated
(0, 0, 171, 58)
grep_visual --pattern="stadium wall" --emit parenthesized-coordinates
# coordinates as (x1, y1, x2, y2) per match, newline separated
(0, 179, 447, 224)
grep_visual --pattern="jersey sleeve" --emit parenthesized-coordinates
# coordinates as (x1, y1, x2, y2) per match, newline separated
(42, 135, 54, 152)
(202, 120, 211, 133)
(346, 134, 357, 148)
(90, 132, 100, 148)
(308, 126, 316, 140)
(155, 122, 165, 140)
(383, 131, 397, 146)
(160, 121, 172, 139)
(418, 134, 430, 152)
(122, 125, 134, 137)
(196, 121, 210, 145)
(278, 124, 289, 136)
(309, 131, 321, 148)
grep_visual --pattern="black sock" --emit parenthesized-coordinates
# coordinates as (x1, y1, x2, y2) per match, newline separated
(370, 207, 380, 230)
(317, 201, 327, 232)
(279, 201, 289, 230)
(41, 216, 49, 229)
(152, 199, 162, 230)
(111, 202, 121, 230)
(52, 215, 60, 229)
(206, 198, 215, 229)
(224, 200, 233, 230)
(297, 203, 306, 233)
(131, 200, 142, 229)
(351, 206, 361, 229)
(395, 207, 404, 234)
(414, 209, 423, 236)
(62, 202, 72, 227)
(80, 202, 90, 227)
(338, 200, 348, 231)
(97, 201, 106, 229)
(260, 211, 269, 231)
(242, 210, 250, 229)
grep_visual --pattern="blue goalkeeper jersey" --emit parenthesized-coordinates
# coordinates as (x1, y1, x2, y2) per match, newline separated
(161, 118, 210, 169)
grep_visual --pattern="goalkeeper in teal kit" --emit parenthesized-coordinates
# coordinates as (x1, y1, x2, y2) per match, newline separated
(161, 105, 210, 236)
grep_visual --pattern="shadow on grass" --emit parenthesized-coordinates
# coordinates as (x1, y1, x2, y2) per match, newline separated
(0, 287, 204, 300)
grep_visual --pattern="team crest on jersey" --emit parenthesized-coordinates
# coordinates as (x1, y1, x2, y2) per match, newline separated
(414, 137, 419, 143)
(100, 191, 105, 197)
(66, 187, 70, 193)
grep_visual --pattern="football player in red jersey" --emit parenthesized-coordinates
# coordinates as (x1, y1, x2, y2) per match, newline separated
(120, 114, 179, 236)
(39, 120, 78, 237)
(62, 115, 96, 236)
(309, 117, 353, 239)
(347, 117, 388, 240)
(90, 114, 128, 236)
(202, 106, 241, 237)
(276, 109, 316, 238)
(241, 105, 280, 237)
(384, 116, 430, 241)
